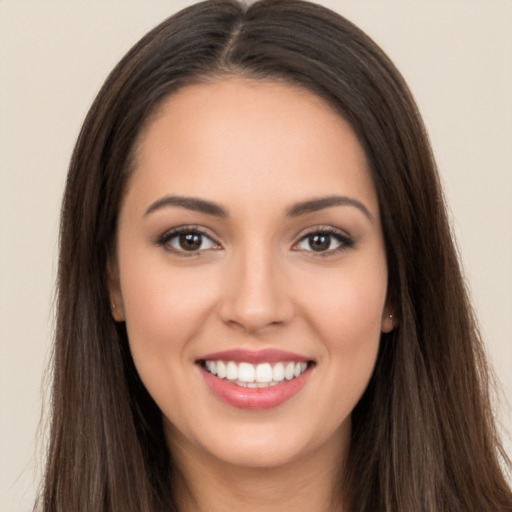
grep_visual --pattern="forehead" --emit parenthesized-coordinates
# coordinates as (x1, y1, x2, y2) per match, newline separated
(127, 78, 378, 217)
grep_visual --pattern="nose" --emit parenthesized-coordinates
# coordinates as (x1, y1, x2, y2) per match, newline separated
(218, 245, 295, 334)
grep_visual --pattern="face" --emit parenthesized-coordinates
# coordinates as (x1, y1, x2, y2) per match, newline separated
(109, 79, 393, 472)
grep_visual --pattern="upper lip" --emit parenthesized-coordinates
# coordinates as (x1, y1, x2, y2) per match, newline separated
(197, 348, 311, 364)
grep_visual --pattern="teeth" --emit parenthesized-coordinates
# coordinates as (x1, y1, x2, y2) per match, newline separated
(226, 361, 238, 380)
(238, 362, 255, 382)
(285, 362, 295, 380)
(273, 362, 285, 382)
(206, 360, 216, 375)
(216, 361, 226, 379)
(255, 363, 272, 383)
(203, 359, 309, 387)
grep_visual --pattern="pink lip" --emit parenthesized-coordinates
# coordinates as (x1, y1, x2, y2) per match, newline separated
(197, 349, 314, 410)
(198, 364, 313, 411)
(200, 367, 312, 410)
(198, 348, 310, 364)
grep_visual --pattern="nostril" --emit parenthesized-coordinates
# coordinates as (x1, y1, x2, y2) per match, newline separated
(217, 263, 295, 333)
(218, 302, 295, 334)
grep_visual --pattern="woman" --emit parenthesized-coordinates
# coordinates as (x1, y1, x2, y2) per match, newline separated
(38, 0, 512, 510)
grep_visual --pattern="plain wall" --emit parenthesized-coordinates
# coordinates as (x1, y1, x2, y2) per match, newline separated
(1, 1, 511, 510)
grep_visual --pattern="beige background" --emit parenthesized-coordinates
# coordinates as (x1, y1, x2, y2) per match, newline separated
(1, 1, 511, 510)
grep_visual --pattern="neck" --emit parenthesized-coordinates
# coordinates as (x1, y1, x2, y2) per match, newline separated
(168, 427, 349, 512)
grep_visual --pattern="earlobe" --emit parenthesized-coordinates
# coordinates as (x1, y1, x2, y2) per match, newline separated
(381, 311, 395, 333)
(110, 300, 124, 322)
(107, 261, 125, 322)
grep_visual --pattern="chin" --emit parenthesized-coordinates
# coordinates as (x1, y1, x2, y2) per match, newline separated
(167, 414, 350, 472)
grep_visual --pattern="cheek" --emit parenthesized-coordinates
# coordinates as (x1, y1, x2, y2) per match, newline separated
(118, 259, 222, 421)
(118, 253, 218, 362)
(305, 262, 388, 345)
(325, 285, 384, 345)
(300, 259, 387, 394)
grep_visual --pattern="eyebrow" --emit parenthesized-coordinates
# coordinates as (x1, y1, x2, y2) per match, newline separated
(285, 196, 373, 221)
(144, 194, 372, 221)
(144, 195, 228, 217)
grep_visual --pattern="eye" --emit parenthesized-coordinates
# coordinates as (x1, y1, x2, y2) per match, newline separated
(294, 229, 353, 254)
(158, 228, 219, 254)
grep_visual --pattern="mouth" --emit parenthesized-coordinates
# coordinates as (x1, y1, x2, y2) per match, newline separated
(199, 360, 310, 388)
(196, 349, 315, 410)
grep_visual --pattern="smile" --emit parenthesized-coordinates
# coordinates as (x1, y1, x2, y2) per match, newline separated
(197, 349, 314, 410)
(202, 360, 309, 388)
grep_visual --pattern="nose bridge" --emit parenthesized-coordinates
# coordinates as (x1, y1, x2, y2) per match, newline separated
(219, 237, 293, 332)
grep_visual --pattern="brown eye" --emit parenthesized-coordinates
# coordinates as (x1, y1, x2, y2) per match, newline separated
(294, 229, 354, 254)
(159, 229, 218, 253)
(308, 233, 331, 252)
(179, 232, 202, 251)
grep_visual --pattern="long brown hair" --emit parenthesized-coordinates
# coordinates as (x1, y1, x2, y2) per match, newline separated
(39, 1, 512, 510)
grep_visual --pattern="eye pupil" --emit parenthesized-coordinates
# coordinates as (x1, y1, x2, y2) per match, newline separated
(309, 233, 330, 251)
(179, 232, 202, 251)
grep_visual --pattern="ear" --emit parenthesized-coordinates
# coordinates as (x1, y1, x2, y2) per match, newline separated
(106, 260, 125, 322)
(381, 305, 396, 333)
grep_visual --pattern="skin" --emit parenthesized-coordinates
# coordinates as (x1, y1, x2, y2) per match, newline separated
(109, 78, 393, 512)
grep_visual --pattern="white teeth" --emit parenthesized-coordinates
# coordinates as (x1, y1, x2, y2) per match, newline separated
(226, 361, 238, 380)
(216, 361, 226, 379)
(203, 359, 309, 387)
(273, 362, 285, 382)
(255, 363, 273, 383)
(285, 362, 295, 380)
(238, 362, 255, 382)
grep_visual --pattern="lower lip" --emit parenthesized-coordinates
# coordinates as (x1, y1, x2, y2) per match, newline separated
(200, 365, 312, 410)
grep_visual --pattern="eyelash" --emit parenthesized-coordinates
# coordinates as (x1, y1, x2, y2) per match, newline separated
(156, 225, 220, 256)
(292, 227, 354, 257)
(156, 225, 354, 257)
